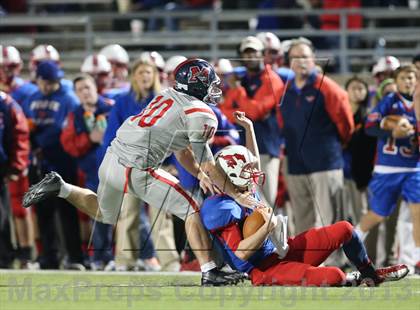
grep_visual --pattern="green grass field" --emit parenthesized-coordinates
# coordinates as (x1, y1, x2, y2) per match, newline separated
(1, 270, 419, 310)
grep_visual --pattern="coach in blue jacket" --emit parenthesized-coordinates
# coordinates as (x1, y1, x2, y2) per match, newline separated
(23, 61, 84, 269)
(277, 39, 354, 234)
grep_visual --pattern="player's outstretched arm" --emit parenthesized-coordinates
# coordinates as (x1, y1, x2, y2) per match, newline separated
(235, 208, 277, 260)
(233, 111, 261, 170)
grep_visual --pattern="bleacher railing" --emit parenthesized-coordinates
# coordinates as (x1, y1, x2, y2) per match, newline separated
(1, 8, 419, 73)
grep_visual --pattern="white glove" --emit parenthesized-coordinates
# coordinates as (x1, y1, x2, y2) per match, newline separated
(269, 214, 289, 259)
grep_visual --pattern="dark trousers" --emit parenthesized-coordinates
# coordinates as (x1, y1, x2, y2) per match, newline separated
(0, 181, 14, 267)
(92, 221, 113, 264)
(35, 196, 83, 268)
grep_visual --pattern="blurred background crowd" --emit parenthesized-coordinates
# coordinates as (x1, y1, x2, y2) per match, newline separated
(0, 0, 419, 274)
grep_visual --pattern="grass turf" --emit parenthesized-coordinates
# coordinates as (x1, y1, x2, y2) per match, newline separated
(0, 271, 419, 310)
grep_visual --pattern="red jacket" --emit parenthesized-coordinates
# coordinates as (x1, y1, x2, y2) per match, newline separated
(219, 65, 284, 123)
(0, 91, 30, 177)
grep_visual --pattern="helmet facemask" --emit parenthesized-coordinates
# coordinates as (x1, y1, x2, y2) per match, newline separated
(203, 76, 222, 105)
(239, 163, 266, 188)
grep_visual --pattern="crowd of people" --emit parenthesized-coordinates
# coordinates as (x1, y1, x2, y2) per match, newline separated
(0, 32, 419, 280)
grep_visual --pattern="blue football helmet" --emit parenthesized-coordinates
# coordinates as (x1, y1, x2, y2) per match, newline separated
(173, 58, 222, 105)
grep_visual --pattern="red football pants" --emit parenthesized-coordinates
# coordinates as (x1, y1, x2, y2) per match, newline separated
(250, 221, 353, 286)
(8, 175, 29, 218)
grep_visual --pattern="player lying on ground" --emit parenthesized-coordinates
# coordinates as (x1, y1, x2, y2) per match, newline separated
(22, 59, 263, 285)
(200, 111, 409, 286)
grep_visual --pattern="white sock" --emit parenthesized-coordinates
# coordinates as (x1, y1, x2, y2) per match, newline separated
(200, 261, 217, 273)
(355, 225, 368, 242)
(58, 182, 73, 199)
(414, 247, 420, 264)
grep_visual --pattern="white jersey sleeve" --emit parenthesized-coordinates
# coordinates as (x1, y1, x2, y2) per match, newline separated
(184, 106, 218, 164)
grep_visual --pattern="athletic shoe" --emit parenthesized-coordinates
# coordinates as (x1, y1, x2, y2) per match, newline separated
(63, 262, 86, 271)
(136, 259, 162, 272)
(23, 172, 63, 208)
(20, 260, 40, 270)
(345, 264, 409, 287)
(201, 268, 239, 286)
(376, 264, 409, 281)
(344, 271, 382, 287)
(219, 264, 249, 282)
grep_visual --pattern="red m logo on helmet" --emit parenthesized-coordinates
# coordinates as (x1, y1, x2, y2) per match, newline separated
(188, 66, 210, 84)
(219, 154, 246, 168)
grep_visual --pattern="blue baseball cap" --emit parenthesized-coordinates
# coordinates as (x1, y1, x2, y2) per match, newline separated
(36, 60, 64, 81)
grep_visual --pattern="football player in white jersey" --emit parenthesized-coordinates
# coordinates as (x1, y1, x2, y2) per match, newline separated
(23, 59, 264, 285)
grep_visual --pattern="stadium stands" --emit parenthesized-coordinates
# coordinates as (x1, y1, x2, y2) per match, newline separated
(0, 7, 419, 75)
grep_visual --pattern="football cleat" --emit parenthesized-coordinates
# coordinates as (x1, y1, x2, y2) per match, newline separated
(219, 264, 249, 282)
(201, 268, 240, 286)
(22, 171, 63, 208)
(345, 270, 383, 287)
(345, 264, 409, 287)
(376, 264, 409, 282)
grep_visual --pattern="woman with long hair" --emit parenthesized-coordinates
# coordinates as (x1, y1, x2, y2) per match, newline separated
(343, 76, 377, 225)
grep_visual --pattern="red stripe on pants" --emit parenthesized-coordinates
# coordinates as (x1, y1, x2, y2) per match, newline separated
(146, 168, 199, 212)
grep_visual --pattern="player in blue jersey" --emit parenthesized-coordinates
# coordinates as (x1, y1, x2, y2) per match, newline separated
(23, 60, 84, 269)
(201, 111, 409, 286)
(358, 65, 420, 274)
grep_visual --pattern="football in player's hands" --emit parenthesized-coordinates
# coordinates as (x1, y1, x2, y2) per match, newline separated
(381, 115, 404, 130)
(381, 115, 414, 138)
(243, 211, 265, 238)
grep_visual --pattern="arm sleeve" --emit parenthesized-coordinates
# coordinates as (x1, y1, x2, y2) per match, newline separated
(187, 113, 218, 164)
(365, 96, 392, 138)
(60, 112, 93, 158)
(322, 78, 354, 144)
(9, 102, 30, 174)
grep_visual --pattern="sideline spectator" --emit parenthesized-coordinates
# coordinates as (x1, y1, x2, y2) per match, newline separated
(220, 36, 284, 208)
(29, 45, 73, 91)
(372, 56, 401, 87)
(0, 45, 38, 105)
(99, 44, 131, 89)
(0, 45, 37, 268)
(277, 39, 354, 234)
(80, 54, 124, 99)
(60, 74, 114, 270)
(0, 92, 30, 268)
(23, 61, 83, 269)
(343, 76, 376, 225)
